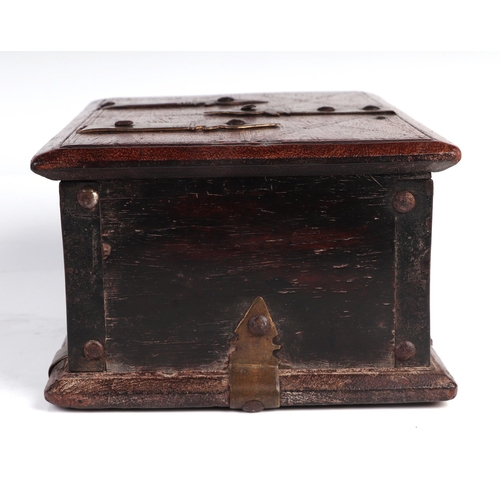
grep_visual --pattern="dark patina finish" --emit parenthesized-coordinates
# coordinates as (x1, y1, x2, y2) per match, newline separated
(32, 92, 460, 410)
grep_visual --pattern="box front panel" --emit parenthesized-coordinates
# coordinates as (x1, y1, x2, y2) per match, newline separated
(98, 176, 396, 372)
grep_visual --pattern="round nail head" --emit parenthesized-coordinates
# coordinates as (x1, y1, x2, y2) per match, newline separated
(242, 400, 265, 412)
(77, 187, 99, 209)
(227, 119, 246, 126)
(248, 314, 270, 336)
(83, 340, 104, 361)
(395, 341, 417, 361)
(393, 191, 416, 213)
(114, 120, 133, 127)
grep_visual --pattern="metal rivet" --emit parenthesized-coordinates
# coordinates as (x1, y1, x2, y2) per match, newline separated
(395, 341, 417, 361)
(241, 104, 256, 111)
(376, 116, 386, 120)
(242, 400, 265, 412)
(248, 314, 270, 336)
(318, 106, 335, 112)
(393, 191, 416, 213)
(218, 97, 235, 103)
(77, 187, 99, 209)
(363, 105, 380, 110)
(83, 340, 104, 361)
(115, 120, 133, 127)
(227, 119, 246, 126)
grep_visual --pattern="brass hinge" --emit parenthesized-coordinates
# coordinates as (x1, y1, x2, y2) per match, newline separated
(229, 297, 281, 412)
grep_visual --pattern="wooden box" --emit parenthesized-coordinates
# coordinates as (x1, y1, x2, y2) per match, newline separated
(32, 92, 460, 411)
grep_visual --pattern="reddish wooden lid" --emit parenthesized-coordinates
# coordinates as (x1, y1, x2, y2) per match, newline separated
(31, 92, 460, 180)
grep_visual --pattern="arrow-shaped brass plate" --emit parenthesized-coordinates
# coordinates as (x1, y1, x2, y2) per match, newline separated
(229, 297, 281, 411)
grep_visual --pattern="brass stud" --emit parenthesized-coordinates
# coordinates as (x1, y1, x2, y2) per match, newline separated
(363, 105, 380, 110)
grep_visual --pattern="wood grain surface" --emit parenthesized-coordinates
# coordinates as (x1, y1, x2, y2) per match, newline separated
(45, 349, 457, 409)
(31, 92, 461, 180)
(99, 176, 398, 373)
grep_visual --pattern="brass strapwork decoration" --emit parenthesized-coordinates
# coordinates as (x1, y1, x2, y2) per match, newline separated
(99, 97, 268, 110)
(78, 122, 279, 134)
(229, 297, 281, 412)
(205, 109, 396, 117)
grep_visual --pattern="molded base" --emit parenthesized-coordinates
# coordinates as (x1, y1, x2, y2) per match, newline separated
(45, 348, 457, 410)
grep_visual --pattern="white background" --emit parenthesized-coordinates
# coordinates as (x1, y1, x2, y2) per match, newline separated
(1, 49, 498, 499)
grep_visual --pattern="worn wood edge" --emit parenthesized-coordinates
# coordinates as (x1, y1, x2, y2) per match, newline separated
(30, 99, 103, 171)
(45, 349, 456, 410)
(45, 359, 230, 409)
(31, 141, 460, 180)
(32, 159, 458, 183)
(48, 337, 68, 376)
(280, 349, 457, 406)
(366, 92, 462, 158)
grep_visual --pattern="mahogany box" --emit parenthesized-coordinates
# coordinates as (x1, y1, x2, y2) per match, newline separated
(31, 92, 460, 411)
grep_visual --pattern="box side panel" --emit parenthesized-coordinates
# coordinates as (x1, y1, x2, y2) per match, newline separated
(100, 177, 396, 372)
(60, 181, 106, 372)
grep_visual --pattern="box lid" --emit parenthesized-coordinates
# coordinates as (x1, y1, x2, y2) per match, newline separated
(31, 92, 461, 180)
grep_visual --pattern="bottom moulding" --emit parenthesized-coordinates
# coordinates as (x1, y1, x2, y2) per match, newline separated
(45, 348, 457, 410)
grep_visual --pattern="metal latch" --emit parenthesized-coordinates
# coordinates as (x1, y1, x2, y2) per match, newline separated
(229, 297, 281, 412)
